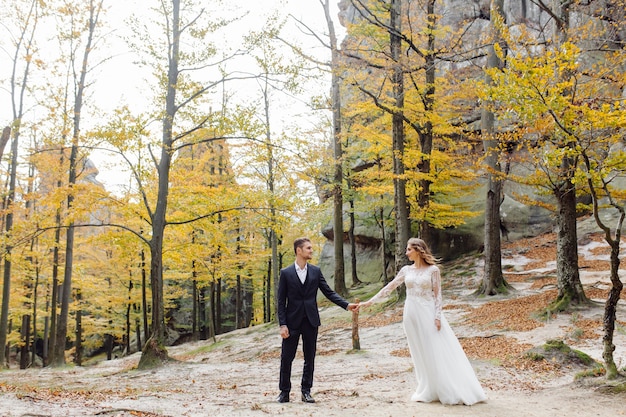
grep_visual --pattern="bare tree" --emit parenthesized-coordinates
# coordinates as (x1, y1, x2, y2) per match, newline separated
(477, 0, 511, 295)
(582, 153, 625, 379)
(130, 0, 244, 367)
(0, 0, 41, 368)
(49, 0, 106, 367)
(323, 0, 348, 296)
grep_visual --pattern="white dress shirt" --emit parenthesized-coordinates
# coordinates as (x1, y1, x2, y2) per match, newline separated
(295, 262, 307, 284)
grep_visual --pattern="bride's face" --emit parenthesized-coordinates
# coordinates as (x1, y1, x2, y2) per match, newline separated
(405, 246, 420, 261)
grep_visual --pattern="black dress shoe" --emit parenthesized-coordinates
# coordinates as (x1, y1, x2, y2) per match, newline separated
(277, 392, 290, 403)
(301, 392, 316, 403)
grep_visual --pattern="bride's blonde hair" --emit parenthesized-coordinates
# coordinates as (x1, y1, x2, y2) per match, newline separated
(408, 237, 438, 265)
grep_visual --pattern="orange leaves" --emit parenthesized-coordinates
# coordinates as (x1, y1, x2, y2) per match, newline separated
(4, 382, 138, 403)
(460, 336, 532, 361)
(2, 383, 171, 416)
(359, 308, 403, 329)
(217, 383, 238, 390)
(390, 348, 410, 358)
(466, 290, 556, 332)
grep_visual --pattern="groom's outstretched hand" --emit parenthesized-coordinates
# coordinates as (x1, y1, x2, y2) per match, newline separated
(347, 303, 359, 312)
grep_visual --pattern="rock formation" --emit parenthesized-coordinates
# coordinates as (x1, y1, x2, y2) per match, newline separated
(319, 0, 625, 285)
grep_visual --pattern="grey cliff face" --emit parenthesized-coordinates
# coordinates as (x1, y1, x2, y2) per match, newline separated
(319, 0, 626, 285)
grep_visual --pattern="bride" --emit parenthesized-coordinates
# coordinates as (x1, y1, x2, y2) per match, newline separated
(359, 237, 487, 405)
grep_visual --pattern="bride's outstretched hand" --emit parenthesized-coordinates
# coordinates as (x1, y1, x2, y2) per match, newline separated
(359, 300, 372, 309)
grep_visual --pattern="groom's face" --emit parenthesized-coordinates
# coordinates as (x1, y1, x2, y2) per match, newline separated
(298, 242, 314, 261)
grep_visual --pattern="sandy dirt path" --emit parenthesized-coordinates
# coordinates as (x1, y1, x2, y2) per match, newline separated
(1, 233, 625, 417)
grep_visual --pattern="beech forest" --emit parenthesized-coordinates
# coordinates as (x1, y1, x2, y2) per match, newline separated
(0, 0, 625, 378)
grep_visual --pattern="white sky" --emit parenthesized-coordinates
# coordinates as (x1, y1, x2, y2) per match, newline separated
(95, 0, 343, 114)
(0, 0, 345, 193)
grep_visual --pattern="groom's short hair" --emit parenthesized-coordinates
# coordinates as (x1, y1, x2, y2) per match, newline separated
(294, 237, 311, 254)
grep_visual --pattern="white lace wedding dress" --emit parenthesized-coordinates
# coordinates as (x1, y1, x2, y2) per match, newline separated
(369, 264, 487, 405)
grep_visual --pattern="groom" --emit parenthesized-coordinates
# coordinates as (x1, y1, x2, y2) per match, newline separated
(276, 237, 358, 403)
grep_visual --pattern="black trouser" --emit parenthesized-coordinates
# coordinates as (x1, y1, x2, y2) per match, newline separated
(279, 318, 318, 394)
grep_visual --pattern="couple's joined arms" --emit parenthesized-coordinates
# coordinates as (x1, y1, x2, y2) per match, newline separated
(359, 267, 408, 310)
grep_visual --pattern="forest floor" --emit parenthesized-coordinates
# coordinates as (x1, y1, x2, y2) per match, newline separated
(1, 231, 626, 417)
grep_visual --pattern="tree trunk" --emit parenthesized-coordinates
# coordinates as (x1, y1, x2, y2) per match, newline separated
(138, 0, 181, 370)
(243, 281, 253, 328)
(20, 315, 30, 369)
(333, 174, 346, 295)
(74, 303, 82, 366)
(265, 116, 279, 323)
(348, 197, 361, 286)
(126, 277, 132, 354)
(192, 278, 199, 338)
(53, 219, 75, 366)
(51, 0, 102, 367)
(191, 231, 198, 338)
(378, 189, 390, 284)
(324, 0, 347, 296)
(269, 220, 278, 323)
(0, 126, 10, 161)
(1, 0, 39, 369)
(43, 315, 49, 367)
(0, 126, 16, 369)
(531, 0, 587, 313)
(52, 140, 78, 367)
(138, 175, 170, 368)
(27, 165, 39, 366)
(141, 249, 149, 343)
(235, 273, 242, 329)
(481, 182, 509, 294)
(31, 263, 39, 366)
(199, 287, 208, 340)
(135, 318, 142, 352)
(352, 298, 360, 350)
(216, 278, 222, 335)
(603, 239, 623, 378)
(583, 154, 624, 378)
(48, 172, 62, 364)
(207, 282, 216, 341)
(255, 67, 280, 323)
(105, 333, 113, 361)
(417, 0, 436, 243)
(553, 182, 588, 309)
(5, 320, 11, 368)
(235, 229, 244, 329)
(265, 257, 271, 322)
(48, 150, 65, 363)
(390, 0, 410, 273)
(478, 0, 510, 296)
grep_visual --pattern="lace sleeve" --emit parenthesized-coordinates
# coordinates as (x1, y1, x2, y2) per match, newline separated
(368, 266, 407, 304)
(431, 266, 442, 320)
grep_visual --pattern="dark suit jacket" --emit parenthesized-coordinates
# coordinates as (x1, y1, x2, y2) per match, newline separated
(277, 263, 348, 329)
